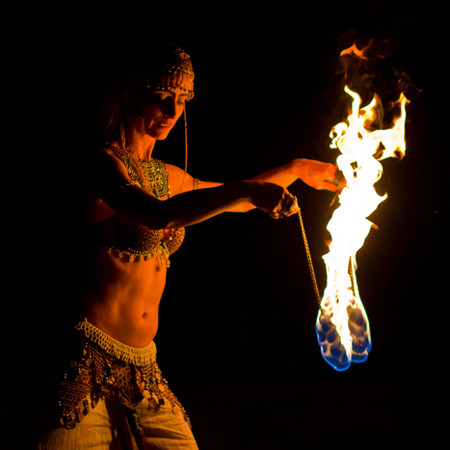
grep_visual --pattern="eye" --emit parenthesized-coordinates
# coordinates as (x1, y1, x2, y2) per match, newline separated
(152, 92, 170, 101)
(148, 91, 186, 110)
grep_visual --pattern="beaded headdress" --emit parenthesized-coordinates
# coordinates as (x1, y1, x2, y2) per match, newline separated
(111, 44, 195, 192)
(125, 43, 195, 100)
(149, 44, 195, 100)
(96, 43, 195, 192)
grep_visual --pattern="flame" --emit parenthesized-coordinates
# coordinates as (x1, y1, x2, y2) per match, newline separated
(316, 85, 409, 371)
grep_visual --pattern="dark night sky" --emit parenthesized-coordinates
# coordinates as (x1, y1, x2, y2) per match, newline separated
(5, 1, 448, 447)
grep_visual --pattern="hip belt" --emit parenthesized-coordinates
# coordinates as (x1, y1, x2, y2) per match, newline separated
(58, 318, 190, 432)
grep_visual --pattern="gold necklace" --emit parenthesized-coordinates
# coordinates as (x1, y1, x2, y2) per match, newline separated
(137, 158, 172, 199)
(105, 145, 171, 199)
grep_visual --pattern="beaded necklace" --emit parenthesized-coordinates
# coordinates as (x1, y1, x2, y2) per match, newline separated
(136, 158, 171, 199)
(105, 144, 171, 199)
(100, 144, 184, 265)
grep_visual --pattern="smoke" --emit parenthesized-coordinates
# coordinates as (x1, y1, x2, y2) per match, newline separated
(328, 34, 421, 129)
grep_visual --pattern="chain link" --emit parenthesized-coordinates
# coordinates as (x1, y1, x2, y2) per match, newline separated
(297, 209, 322, 305)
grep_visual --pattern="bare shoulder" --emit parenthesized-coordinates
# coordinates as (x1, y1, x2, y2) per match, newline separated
(97, 147, 131, 180)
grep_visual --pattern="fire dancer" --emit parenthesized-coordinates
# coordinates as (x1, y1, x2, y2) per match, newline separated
(38, 42, 338, 449)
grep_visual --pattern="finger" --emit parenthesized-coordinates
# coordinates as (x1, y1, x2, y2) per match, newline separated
(280, 193, 295, 212)
(269, 204, 282, 219)
(289, 196, 300, 215)
(279, 194, 299, 217)
(330, 168, 345, 188)
(321, 181, 340, 192)
(281, 205, 299, 217)
(309, 180, 338, 191)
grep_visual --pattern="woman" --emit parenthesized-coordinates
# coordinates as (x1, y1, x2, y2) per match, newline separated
(38, 43, 337, 449)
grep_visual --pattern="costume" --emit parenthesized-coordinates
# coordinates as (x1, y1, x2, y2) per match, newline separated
(38, 320, 197, 449)
(93, 144, 186, 265)
(39, 44, 199, 449)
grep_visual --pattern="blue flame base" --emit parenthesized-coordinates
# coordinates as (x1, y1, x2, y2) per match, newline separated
(316, 307, 371, 371)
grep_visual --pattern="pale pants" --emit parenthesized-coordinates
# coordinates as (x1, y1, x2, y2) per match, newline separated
(38, 394, 198, 449)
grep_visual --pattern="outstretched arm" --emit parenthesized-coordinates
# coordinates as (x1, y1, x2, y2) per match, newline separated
(94, 151, 298, 229)
(172, 158, 338, 213)
(251, 158, 339, 191)
(174, 158, 338, 192)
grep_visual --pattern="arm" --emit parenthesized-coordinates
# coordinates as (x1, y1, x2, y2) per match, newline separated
(251, 158, 339, 191)
(94, 151, 297, 229)
(176, 158, 339, 213)
(173, 159, 339, 192)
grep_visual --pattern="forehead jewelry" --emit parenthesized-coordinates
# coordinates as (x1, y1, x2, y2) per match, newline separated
(147, 45, 195, 100)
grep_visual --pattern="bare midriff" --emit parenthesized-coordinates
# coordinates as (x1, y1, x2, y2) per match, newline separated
(83, 246, 167, 348)
(81, 159, 191, 349)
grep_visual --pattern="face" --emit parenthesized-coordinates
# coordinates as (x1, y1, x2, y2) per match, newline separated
(139, 88, 189, 140)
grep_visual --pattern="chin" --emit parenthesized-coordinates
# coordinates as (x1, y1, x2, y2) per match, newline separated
(149, 124, 175, 140)
(150, 130, 171, 140)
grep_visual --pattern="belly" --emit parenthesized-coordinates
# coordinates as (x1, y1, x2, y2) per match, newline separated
(83, 247, 167, 347)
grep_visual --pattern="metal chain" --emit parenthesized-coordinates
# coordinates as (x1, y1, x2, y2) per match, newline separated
(297, 208, 322, 305)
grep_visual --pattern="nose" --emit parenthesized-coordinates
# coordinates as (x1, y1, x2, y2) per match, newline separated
(161, 97, 177, 118)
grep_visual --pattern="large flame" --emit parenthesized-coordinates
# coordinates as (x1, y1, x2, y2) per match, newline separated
(316, 85, 409, 371)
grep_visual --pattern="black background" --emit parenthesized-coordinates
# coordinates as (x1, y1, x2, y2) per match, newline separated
(4, 0, 448, 448)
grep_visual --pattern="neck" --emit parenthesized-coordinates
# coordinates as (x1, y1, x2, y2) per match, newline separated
(120, 117, 156, 161)
(129, 133, 156, 161)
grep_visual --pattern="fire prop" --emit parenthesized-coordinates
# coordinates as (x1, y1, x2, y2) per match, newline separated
(315, 83, 409, 371)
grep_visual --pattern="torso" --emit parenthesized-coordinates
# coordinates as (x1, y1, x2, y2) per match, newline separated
(83, 229, 168, 348)
(82, 146, 188, 348)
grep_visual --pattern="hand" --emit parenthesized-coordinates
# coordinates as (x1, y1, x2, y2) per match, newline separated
(294, 158, 339, 192)
(247, 181, 299, 219)
(274, 192, 299, 219)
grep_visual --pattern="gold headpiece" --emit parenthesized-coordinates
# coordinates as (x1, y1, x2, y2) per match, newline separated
(146, 44, 195, 100)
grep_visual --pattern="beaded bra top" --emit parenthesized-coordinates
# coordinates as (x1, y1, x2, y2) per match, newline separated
(94, 145, 185, 265)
